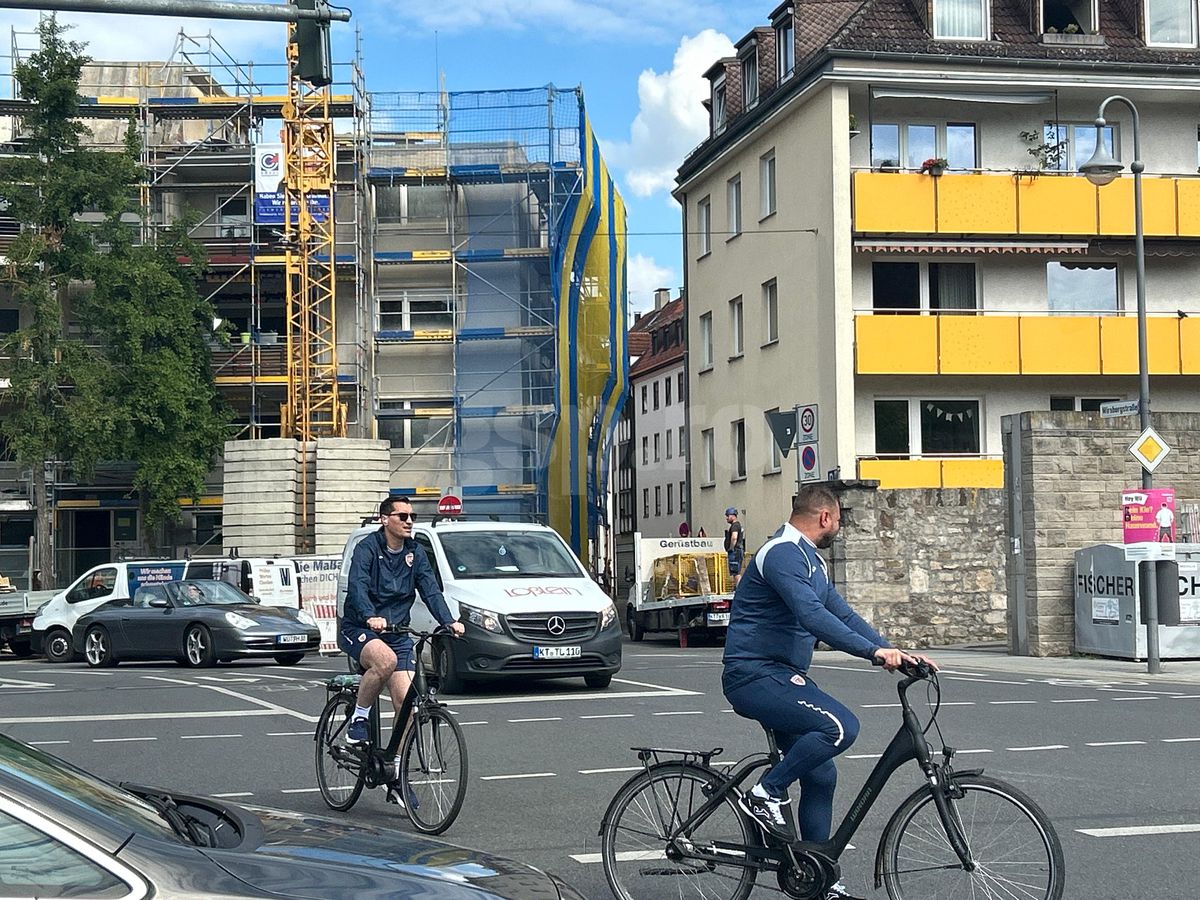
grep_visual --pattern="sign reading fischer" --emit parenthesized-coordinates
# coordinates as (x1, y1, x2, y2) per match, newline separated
(1076, 572, 1135, 597)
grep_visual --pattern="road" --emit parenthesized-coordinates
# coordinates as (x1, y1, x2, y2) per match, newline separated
(3, 639, 1199, 898)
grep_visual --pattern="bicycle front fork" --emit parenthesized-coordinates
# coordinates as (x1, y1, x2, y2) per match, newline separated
(929, 748, 976, 872)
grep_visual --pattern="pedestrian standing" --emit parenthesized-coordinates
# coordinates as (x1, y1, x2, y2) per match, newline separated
(725, 506, 746, 586)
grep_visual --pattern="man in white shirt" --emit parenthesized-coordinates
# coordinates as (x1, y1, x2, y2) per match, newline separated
(1156, 502, 1175, 542)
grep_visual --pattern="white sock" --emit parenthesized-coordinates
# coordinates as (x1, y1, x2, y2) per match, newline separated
(353, 705, 371, 720)
(751, 782, 773, 801)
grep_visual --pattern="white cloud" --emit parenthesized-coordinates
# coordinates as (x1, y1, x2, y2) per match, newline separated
(605, 29, 735, 198)
(627, 252, 677, 315)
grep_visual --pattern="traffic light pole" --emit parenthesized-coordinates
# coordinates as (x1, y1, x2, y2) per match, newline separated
(0, 0, 349, 23)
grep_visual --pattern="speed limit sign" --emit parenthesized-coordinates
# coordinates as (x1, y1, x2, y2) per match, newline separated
(798, 404, 818, 443)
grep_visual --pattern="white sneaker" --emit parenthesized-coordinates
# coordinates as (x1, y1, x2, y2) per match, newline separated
(735, 786, 795, 841)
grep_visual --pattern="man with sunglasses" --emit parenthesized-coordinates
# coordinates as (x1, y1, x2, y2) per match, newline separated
(340, 496, 464, 745)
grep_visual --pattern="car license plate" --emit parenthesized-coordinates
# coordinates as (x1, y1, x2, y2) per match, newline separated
(277, 634, 306, 645)
(707, 613, 730, 626)
(532, 645, 581, 660)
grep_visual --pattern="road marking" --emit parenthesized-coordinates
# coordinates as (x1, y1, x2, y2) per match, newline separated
(1007, 744, 1068, 752)
(1111, 697, 1157, 702)
(847, 753, 881, 760)
(571, 850, 664, 863)
(280, 787, 321, 794)
(480, 772, 556, 781)
(1, 708, 282, 725)
(652, 711, 705, 716)
(1051, 698, 1099, 703)
(954, 749, 993, 755)
(180, 734, 243, 740)
(93, 737, 157, 743)
(0, 677, 55, 689)
(1162, 737, 1200, 743)
(1097, 687, 1186, 697)
(861, 703, 900, 709)
(944, 676, 1027, 686)
(267, 731, 311, 736)
(507, 717, 562, 723)
(1169, 695, 1200, 699)
(29, 740, 70, 746)
(142, 675, 318, 723)
(1086, 741, 1146, 747)
(458, 721, 489, 726)
(989, 700, 1038, 705)
(1079, 824, 1200, 837)
(580, 714, 634, 720)
(930, 701, 975, 706)
(212, 792, 254, 798)
(579, 766, 642, 775)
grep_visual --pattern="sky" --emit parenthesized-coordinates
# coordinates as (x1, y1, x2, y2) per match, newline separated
(0, 1, 768, 313)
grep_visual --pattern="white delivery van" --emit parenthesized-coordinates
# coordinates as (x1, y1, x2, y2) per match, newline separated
(337, 521, 621, 693)
(32, 556, 300, 662)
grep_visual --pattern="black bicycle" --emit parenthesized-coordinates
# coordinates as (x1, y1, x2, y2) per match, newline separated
(314, 625, 468, 835)
(599, 659, 1064, 900)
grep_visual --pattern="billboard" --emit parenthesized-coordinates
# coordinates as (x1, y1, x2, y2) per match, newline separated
(1122, 488, 1176, 544)
(253, 143, 330, 225)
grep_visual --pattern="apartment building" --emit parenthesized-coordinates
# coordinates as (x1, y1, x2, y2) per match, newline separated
(677, 0, 1200, 530)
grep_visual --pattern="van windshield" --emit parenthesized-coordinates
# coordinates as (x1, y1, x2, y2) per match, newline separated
(438, 531, 583, 579)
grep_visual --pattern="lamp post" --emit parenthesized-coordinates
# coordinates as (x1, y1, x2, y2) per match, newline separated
(1079, 95, 1161, 675)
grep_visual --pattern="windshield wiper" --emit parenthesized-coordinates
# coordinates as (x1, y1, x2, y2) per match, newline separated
(138, 791, 209, 846)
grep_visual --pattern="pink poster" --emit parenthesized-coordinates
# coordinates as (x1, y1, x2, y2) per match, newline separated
(1122, 488, 1176, 544)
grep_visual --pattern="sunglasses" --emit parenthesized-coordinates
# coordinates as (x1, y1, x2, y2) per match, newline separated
(387, 512, 416, 522)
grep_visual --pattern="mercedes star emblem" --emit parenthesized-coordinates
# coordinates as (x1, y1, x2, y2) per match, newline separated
(546, 616, 566, 636)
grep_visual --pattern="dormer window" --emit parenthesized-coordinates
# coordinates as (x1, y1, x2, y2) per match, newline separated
(776, 19, 795, 80)
(713, 77, 727, 132)
(1041, 0, 1097, 33)
(742, 51, 759, 108)
(1145, 0, 1197, 46)
(933, 0, 989, 40)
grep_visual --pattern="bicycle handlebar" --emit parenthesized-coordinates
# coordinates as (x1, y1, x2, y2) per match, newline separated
(372, 624, 456, 639)
(871, 655, 936, 679)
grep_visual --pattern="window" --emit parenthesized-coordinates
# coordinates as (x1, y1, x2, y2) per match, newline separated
(698, 196, 712, 256)
(713, 77, 727, 132)
(665, 375, 672, 406)
(642, 435, 649, 465)
(742, 51, 759, 108)
(679, 482, 687, 513)
(652, 381, 660, 410)
(766, 408, 783, 472)
(946, 123, 978, 170)
(0, 309, 18, 335)
(67, 567, 117, 603)
(1146, 0, 1197, 45)
(777, 18, 795, 79)
(679, 425, 687, 457)
(666, 429, 673, 459)
(872, 122, 977, 170)
(933, 0, 988, 39)
(699, 312, 714, 368)
(667, 482, 675, 515)
(0, 809, 129, 898)
(763, 279, 779, 343)
(871, 261, 978, 313)
(730, 296, 744, 357)
(376, 400, 453, 450)
(654, 433, 661, 462)
(1043, 122, 1116, 170)
(1042, 0, 1097, 34)
(760, 151, 777, 217)
(413, 533, 444, 590)
(727, 175, 742, 237)
(195, 511, 221, 548)
(873, 399, 980, 455)
(640, 385, 648, 414)
(1047, 262, 1118, 312)
(1051, 396, 1120, 411)
(731, 419, 747, 479)
(872, 124, 900, 169)
(215, 193, 249, 238)
(643, 488, 650, 519)
(702, 429, 715, 484)
(377, 289, 454, 332)
(678, 372, 686, 401)
(375, 183, 448, 224)
(654, 485, 662, 516)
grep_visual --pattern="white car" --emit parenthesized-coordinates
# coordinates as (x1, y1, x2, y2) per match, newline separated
(338, 521, 622, 692)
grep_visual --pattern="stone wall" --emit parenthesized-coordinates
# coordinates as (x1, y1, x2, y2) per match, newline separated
(829, 481, 1008, 647)
(1005, 411, 1200, 656)
(313, 438, 391, 555)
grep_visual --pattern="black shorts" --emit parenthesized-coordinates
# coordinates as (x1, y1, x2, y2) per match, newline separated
(339, 624, 415, 672)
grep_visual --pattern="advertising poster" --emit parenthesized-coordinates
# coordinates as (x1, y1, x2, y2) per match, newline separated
(294, 555, 340, 653)
(253, 142, 331, 225)
(1122, 487, 1176, 544)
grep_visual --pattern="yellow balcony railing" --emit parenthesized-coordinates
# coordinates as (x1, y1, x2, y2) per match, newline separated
(856, 313, 1198, 376)
(853, 171, 1200, 237)
(857, 457, 1004, 489)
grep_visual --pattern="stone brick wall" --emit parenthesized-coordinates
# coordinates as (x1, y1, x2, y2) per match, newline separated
(1006, 410, 1200, 656)
(722, 59, 743, 121)
(754, 27, 777, 98)
(828, 481, 1009, 648)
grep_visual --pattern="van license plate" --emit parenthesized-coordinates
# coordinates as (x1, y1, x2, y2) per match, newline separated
(707, 613, 730, 626)
(533, 645, 581, 660)
(277, 634, 306, 645)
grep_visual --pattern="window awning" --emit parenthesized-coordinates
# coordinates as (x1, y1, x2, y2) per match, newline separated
(870, 88, 1056, 105)
(1092, 240, 1200, 258)
(855, 239, 1089, 255)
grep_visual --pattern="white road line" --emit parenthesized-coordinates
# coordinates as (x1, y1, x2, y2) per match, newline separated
(579, 766, 643, 775)
(847, 753, 881, 760)
(944, 676, 1027, 686)
(571, 850, 664, 864)
(1097, 687, 1188, 697)
(580, 714, 634, 720)
(932, 701, 976, 706)
(141, 675, 318, 723)
(459, 721, 489, 726)
(508, 717, 562, 723)
(1169, 695, 1200, 699)
(212, 792, 254, 798)
(480, 772, 557, 781)
(280, 787, 321, 794)
(954, 749, 994, 755)
(1, 708, 282, 725)
(93, 737, 157, 743)
(1162, 737, 1200, 743)
(440, 688, 697, 707)
(29, 740, 70, 746)
(1111, 697, 1157, 702)
(989, 700, 1038, 705)
(861, 703, 900, 709)
(652, 711, 705, 716)
(180, 734, 243, 740)
(1051, 698, 1099, 704)
(267, 731, 311, 736)
(1007, 744, 1068, 752)
(1079, 824, 1200, 837)
(1086, 741, 1146, 747)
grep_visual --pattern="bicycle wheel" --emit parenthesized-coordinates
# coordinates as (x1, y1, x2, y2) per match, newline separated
(314, 693, 366, 811)
(600, 762, 759, 900)
(880, 774, 1064, 900)
(398, 706, 468, 834)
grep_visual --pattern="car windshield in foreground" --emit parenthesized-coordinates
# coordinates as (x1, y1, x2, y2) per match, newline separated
(438, 531, 583, 579)
(0, 733, 178, 841)
(168, 580, 256, 607)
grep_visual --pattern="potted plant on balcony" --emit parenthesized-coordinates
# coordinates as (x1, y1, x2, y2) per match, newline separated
(849, 113, 861, 139)
(919, 156, 949, 177)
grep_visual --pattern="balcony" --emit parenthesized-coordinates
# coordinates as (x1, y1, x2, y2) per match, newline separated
(855, 313, 1200, 376)
(853, 171, 1200, 237)
(857, 457, 1003, 490)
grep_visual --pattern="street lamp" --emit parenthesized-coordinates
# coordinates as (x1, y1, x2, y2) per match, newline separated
(1079, 95, 1161, 675)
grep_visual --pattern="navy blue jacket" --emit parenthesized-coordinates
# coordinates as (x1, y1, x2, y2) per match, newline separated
(344, 529, 455, 630)
(722, 522, 891, 692)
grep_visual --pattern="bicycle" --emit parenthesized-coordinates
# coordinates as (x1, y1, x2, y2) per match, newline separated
(598, 658, 1064, 899)
(313, 625, 468, 835)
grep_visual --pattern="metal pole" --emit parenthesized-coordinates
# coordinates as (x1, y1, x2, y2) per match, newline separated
(794, 403, 803, 492)
(0, 0, 350, 22)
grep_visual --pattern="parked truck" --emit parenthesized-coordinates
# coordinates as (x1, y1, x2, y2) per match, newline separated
(625, 535, 734, 647)
(0, 581, 56, 658)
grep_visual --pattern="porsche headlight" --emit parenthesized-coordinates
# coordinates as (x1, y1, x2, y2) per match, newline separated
(296, 609, 318, 627)
(600, 602, 617, 630)
(459, 602, 502, 634)
(224, 611, 257, 630)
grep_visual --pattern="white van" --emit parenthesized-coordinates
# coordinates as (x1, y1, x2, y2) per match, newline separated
(337, 521, 621, 693)
(32, 556, 300, 662)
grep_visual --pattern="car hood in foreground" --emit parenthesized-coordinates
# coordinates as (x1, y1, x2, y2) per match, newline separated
(204, 805, 575, 899)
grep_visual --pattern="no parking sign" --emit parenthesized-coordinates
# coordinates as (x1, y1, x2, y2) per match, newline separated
(799, 443, 820, 483)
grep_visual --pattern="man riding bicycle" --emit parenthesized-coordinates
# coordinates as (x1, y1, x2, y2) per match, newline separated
(340, 495, 465, 747)
(722, 484, 936, 900)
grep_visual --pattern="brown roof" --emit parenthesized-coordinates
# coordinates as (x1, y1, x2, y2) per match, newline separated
(628, 297, 685, 379)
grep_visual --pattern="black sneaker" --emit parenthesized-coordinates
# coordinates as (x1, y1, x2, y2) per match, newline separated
(825, 881, 866, 900)
(736, 789, 795, 842)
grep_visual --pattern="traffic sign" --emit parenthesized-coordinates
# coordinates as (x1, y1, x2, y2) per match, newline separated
(437, 494, 463, 517)
(1129, 427, 1171, 473)
(765, 409, 798, 458)
(799, 442, 820, 483)
(798, 403, 819, 443)
(1100, 399, 1139, 419)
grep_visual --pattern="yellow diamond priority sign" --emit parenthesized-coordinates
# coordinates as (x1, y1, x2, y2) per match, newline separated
(1129, 426, 1171, 473)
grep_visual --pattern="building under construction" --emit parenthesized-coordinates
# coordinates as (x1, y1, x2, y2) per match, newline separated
(0, 25, 627, 581)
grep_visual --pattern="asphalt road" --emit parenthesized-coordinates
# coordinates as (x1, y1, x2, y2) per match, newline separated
(3, 639, 1199, 899)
